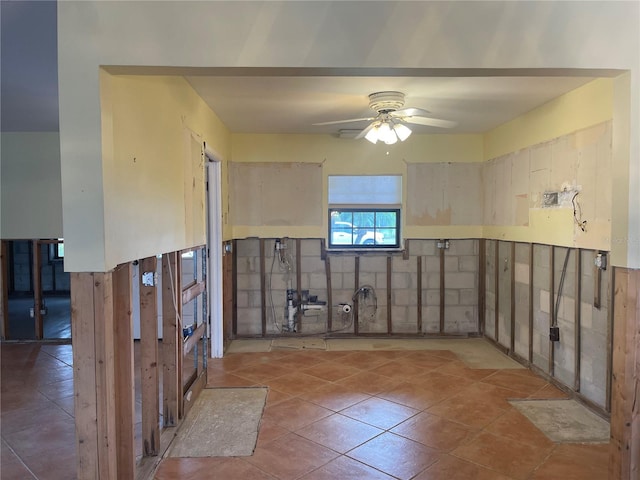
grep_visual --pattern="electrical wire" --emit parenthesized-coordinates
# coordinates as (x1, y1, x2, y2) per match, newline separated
(553, 247, 572, 328)
(267, 249, 281, 332)
(166, 254, 183, 331)
(572, 192, 587, 232)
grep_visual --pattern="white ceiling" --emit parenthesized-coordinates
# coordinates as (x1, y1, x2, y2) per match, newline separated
(186, 74, 595, 135)
(0, 1, 601, 136)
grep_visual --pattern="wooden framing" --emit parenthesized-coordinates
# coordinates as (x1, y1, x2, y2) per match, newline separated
(113, 263, 135, 479)
(528, 243, 534, 364)
(478, 239, 486, 335)
(417, 256, 423, 333)
(510, 242, 516, 354)
(439, 246, 445, 333)
(71, 268, 134, 480)
(354, 256, 359, 335)
(296, 239, 302, 333)
(162, 252, 181, 426)
(386, 256, 392, 334)
(259, 239, 267, 336)
(1, 241, 9, 339)
(32, 240, 43, 339)
(494, 240, 499, 342)
(324, 252, 332, 332)
(139, 256, 160, 457)
(549, 245, 555, 376)
(609, 267, 640, 479)
(574, 249, 582, 392)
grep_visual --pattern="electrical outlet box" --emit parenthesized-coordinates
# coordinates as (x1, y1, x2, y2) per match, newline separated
(595, 252, 607, 270)
(549, 326, 560, 342)
(542, 191, 559, 207)
(437, 239, 450, 250)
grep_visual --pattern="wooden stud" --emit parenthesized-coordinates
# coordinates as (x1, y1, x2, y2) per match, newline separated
(33, 240, 43, 339)
(162, 252, 180, 427)
(574, 249, 582, 392)
(387, 256, 392, 334)
(529, 243, 534, 364)
(609, 267, 640, 479)
(1, 241, 9, 339)
(354, 256, 359, 335)
(113, 263, 135, 479)
(71, 272, 101, 479)
(325, 254, 332, 332)
(549, 246, 555, 377)
(417, 256, 423, 334)
(259, 239, 266, 337)
(139, 256, 160, 457)
(510, 242, 516, 354)
(91, 271, 117, 479)
(223, 242, 234, 349)
(182, 281, 206, 306)
(440, 245, 445, 334)
(232, 239, 238, 337)
(494, 241, 499, 342)
(403, 239, 410, 260)
(478, 239, 486, 336)
(607, 262, 614, 413)
(296, 239, 302, 332)
(595, 251, 603, 309)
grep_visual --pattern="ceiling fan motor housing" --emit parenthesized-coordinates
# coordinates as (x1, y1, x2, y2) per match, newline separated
(368, 91, 405, 114)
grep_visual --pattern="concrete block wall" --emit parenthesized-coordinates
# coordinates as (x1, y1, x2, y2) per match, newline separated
(485, 240, 611, 410)
(234, 238, 480, 337)
(10, 240, 70, 294)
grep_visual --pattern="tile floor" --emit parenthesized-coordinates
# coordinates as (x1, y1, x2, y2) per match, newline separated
(1, 341, 611, 480)
(155, 344, 610, 480)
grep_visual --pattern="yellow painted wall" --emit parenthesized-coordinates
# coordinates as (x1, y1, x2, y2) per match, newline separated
(100, 72, 231, 269)
(484, 78, 614, 160)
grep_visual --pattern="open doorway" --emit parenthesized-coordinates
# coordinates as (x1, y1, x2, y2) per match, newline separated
(205, 146, 224, 358)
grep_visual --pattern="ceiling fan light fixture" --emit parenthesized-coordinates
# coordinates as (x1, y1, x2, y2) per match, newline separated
(378, 121, 397, 145)
(365, 125, 379, 144)
(393, 122, 412, 141)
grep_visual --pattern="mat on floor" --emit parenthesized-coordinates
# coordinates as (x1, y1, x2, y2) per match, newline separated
(510, 399, 610, 443)
(168, 387, 267, 457)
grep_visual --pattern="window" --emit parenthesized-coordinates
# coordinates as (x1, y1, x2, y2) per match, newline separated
(49, 239, 64, 261)
(328, 175, 402, 249)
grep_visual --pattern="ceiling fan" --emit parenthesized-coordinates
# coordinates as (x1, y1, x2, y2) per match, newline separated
(313, 91, 457, 144)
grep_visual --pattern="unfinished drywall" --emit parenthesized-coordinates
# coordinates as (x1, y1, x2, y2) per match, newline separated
(485, 240, 610, 410)
(231, 163, 323, 227)
(483, 121, 612, 251)
(0, 133, 63, 239)
(234, 237, 479, 337)
(406, 163, 483, 226)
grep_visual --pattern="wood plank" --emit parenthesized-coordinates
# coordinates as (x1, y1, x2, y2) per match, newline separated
(354, 256, 359, 335)
(609, 267, 640, 479)
(162, 253, 180, 427)
(574, 249, 582, 392)
(549, 246, 555, 376)
(70, 273, 100, 479)
(1, 241, 9, 339)
(183, 322, 206, 357)
(139, 256, 160, 457)
(325, 254, 332, 332)
(440, 246, 445, 334)
(113, 263, 135, 479)
(223, 242, 234, 350)
(494, 241, 499, 342)
(387, 256, 392, 334)
(260, 239, 266, 336)
(232, 239, 238, 337)
(92, 272, 117, 479)
(595, 252, 602, 309)
(417, 256, 422, 334)
(510, 242, 516, 354)
(181, 280, 205, 306)
(529, 244, 534, 364)
(33, 240, 43, 339)
(296, 239, 302, 333)
(478, 239, 485, 336)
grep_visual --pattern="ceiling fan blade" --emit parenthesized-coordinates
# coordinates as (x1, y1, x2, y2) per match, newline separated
(390, 107, 431, 117)
(313, 117, 375, 126)
(402, 116, 458, 128)
(355, 122, 377, 140)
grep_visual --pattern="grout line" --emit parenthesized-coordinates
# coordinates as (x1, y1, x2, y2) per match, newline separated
(1, 438, 39, 480)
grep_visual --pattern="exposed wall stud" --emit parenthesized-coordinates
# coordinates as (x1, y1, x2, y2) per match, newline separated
(510, 242, 516, 354)
(140, 256, 160, 457)
(162, 252, 180, 427)
(417, 255, 423, 333)
(354, 256, 359, 335)
(549, 246, 555, 377)
(478, 239, 486, 335)
(325, 253, 332, 332)
(440, 244, 445, 334)
(494, 240, 499, 342)
(296, 239, 302, 333)
(387, 255, 392, 334)
(574, 249, 582, 392)
(1, 241, 9, 339)
(529, 243, 534, 364)
(259, 239, 266, 337)
(33, 240, 43, 339)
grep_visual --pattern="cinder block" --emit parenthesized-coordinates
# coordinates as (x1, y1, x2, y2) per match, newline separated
(447, 239, 476, 256)
(301, 256, 325, 274)
(425, 256, 440, 273)
(459, 256, 478, 272)
(444, 290, 459, 305)
(393, 289, 413, 306)
(423, 289, 440, 306)
(330, 272, 343, 289)
(309, 273, 327, 290)
(410, 240, 436, 256)
(391, 256, 413, 273)
(391, 273, 410, 289)
(342, 273, 355, 290)
(359, 272, 377, 288)
(236, 238, 261, 257)
(445, 272, 475, 289)
(236, 290, 250, 308)
(459, 289, 477, 305)
(444, 256, 459, 272)
(375, 273, 387, 290)
(444, 306, 477, 333)
(236, 273, 261, 290)
(361, 256, 387, 272)
(539, 290, 550, 313)
(236, 256, 259, 274)
(300, 239, 321, 257)
(514, 262, 530, 284)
